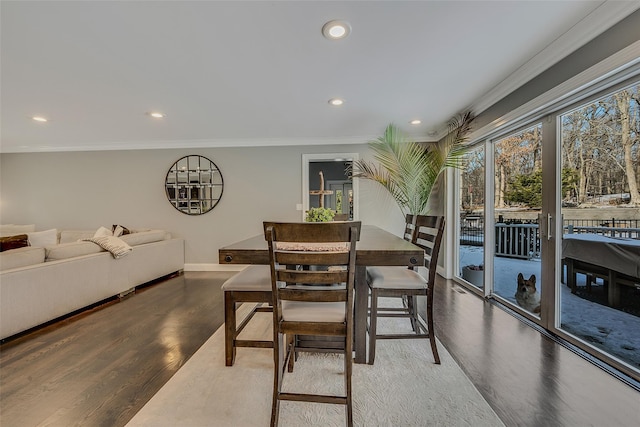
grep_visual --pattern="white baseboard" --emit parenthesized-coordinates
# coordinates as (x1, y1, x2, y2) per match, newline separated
(183, 263, 248, 272)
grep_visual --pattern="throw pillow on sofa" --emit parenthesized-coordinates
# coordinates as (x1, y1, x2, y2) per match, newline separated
(27, 229, 58, 247)
(0, 234, 30, 252)
(82, 235, 132, 259)
(112, 224, 131, 237)
(94, 226, 113, 238)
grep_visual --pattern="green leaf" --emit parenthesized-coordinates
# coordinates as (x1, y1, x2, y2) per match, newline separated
(352, 113, 474, 215)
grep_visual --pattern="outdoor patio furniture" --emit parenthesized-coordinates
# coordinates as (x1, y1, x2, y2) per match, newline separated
(563, 234, 640, 307)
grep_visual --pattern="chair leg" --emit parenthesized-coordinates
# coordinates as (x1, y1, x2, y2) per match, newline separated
(224, 292, 236, 367)
(368, 288, 378, 365)
(271, 331, 284, 427)
(426, 296, 440, 364)
(345, 329, 353, 427)
(287, 334, 295, 373)
(407, 295, 419, 332)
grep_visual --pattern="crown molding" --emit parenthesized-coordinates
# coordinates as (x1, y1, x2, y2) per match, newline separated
(467, 39, 640, 144)
(0, 135, 379, 154)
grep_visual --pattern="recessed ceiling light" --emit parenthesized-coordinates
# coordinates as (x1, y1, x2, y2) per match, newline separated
(32, 116, 48, 122)
(410, 119, 422, 125)
(322, 20, 351, 40)
(148, 112, 166, 118)
(328, 98, 344, 106)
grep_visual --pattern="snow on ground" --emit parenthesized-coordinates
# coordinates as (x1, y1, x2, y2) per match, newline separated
(460, 245, 640, 369)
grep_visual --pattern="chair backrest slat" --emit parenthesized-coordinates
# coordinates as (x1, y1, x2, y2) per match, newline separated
(403, 214, 416, 242)
(276, 270, 349, 285)
(279, 288, 347, 302)
(412, 216, 445, 284)
(265, 222, 359, 243)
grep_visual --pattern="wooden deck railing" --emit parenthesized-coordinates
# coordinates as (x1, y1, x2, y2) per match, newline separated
(460, 215, 639, 259)
(495, 223, 540, 259)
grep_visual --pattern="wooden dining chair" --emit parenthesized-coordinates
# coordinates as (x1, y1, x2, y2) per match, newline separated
(264, 221, 360, 427)
(366, 215, 445, 365)
(398, 214, 421, 331)
(402, 213, 417, 241)
(221, 265, 273, 366)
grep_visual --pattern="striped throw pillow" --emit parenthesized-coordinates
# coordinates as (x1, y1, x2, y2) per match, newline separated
(82, 235, 133, 259)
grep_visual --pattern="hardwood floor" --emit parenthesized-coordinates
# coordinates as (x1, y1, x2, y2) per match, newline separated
(1, 271, 639, 427)
(0, 271, 234, 427)
(432, 278, 640, 427)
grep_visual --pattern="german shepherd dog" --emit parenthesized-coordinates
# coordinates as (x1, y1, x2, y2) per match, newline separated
(515, 273, 541, 314)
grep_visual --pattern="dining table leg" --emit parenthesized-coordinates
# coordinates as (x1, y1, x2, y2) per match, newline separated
(354, 265, 368, 364)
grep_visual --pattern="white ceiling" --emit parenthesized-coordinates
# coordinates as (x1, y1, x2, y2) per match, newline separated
(1, 1, 638, 153)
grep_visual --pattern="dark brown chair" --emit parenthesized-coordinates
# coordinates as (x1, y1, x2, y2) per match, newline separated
(398, 214, 420, 332)
(401, 213, 417, 241)
(221, 265, 273, 366)
(264, 221, 361, 427)
(366, 215, 445, 365)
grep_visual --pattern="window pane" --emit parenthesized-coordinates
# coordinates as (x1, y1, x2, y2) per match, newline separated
(559, 82, 640, 370)
(459, 145, 485, 289)
(493, 124, 542, 315)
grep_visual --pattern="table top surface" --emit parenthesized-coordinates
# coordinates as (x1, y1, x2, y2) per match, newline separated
(219, 224, 424, 266)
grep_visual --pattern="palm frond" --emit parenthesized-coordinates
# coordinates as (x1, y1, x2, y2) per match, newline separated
(352, 113, 474, 215)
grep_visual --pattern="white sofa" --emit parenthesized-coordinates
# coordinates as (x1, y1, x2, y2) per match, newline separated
(0, 227, 184, 340)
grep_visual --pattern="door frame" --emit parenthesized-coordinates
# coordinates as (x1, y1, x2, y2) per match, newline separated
(302, 153, 359, 221)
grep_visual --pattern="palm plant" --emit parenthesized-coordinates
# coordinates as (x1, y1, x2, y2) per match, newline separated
(352, 111, 474, 215)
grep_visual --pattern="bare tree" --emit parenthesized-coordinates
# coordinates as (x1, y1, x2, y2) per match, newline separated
(494, 125, 541, 208)
(613, 90, 640, 205)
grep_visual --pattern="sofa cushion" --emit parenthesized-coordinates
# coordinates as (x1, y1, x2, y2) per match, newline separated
(59, 230, 94, 244)
(120, 229, 167, 246)
(0, 224, 36, 237)
(27, 229, 58, 247)
(46, 241, 103, 261)
(0, 246, 45, 271)
(0, 234, 30, 252)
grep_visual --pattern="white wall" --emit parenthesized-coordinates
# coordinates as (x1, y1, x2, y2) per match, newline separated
(0, 144, 407, 267)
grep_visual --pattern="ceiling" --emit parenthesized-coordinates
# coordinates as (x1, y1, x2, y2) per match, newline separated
(1, 1, 638, 153)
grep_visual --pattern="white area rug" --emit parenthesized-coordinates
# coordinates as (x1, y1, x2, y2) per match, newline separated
(127, 303, 504, 427)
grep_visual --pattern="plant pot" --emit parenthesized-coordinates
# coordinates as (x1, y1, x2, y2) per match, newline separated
(462, 266, 484, 287)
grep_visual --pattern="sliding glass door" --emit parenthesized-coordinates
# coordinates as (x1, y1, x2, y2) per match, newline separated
(492, 124, 543, 316)
(556, 81, 640, 373)
(456, 79, 639, 380)
(458, 125, 544, 317)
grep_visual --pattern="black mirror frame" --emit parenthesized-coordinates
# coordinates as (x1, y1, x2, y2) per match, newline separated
(165, 155, 224, 215)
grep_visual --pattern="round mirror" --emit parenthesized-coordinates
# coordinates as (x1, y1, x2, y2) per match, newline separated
(165, 155, 224, 215)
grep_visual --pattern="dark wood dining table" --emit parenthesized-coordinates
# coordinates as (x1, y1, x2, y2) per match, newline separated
(218, 224, 424, 363)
